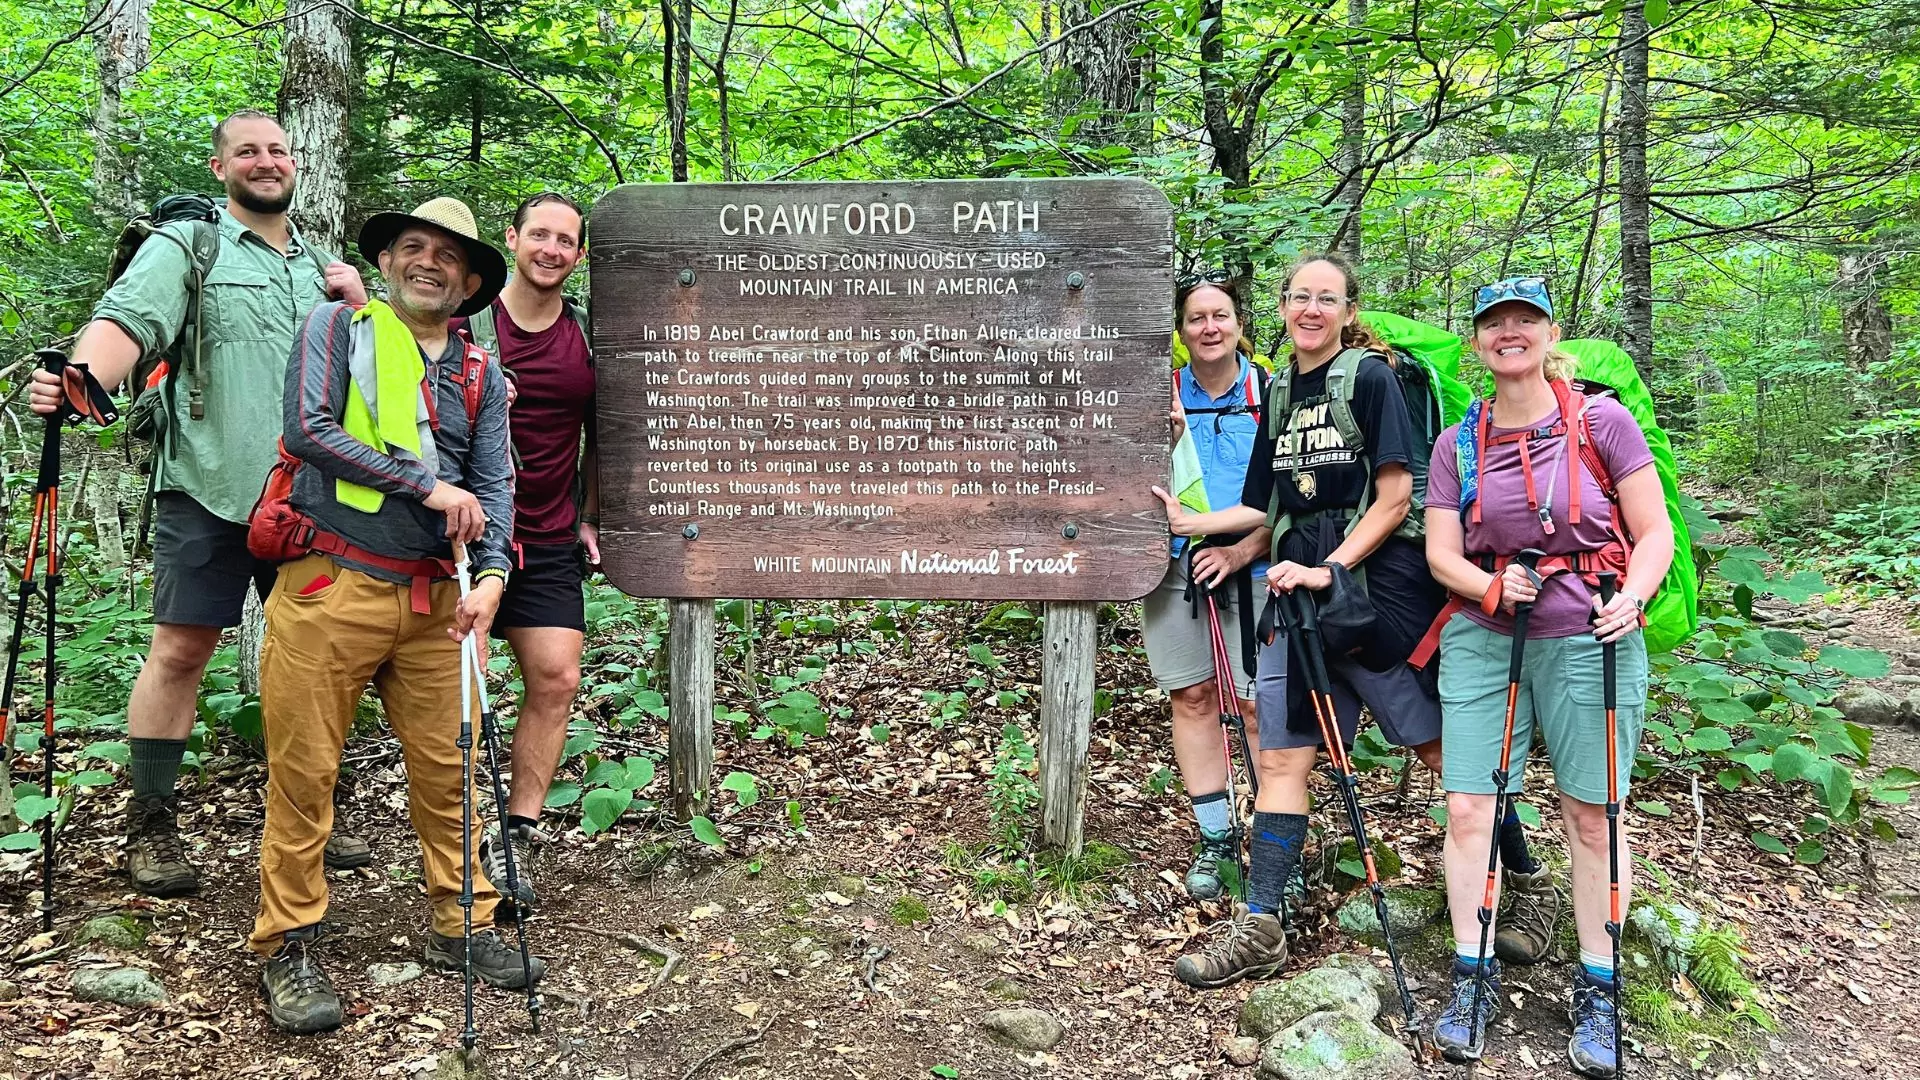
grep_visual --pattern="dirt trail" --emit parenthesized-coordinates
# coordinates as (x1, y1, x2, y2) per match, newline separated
(1, 598, 1918, 1079)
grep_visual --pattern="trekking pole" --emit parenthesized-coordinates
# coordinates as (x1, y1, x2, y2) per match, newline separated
(456, 575, 478, 1055)
(1201, 588, 1253, 894)
(1282, 587, 1428, 1057)
(454, 543, 543, 1032)
(1466, 548, 1545, 1060)
(1203, 588, 1261, 802)
(1597, 571, 1627, 1079)
(1, 349, 115, 932)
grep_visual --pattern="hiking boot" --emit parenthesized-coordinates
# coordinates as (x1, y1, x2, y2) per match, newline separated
(261, 927, 343, 1034)
(1172, 902, 1288, 989)
(1184, 830, 1238, 900)
(1432, 956, 1501, 1063)
(1568, 968, 1621, 1078)
(323, 831, 373, 871)
(124, 794, 198, 898)
(1494, 864, 1561, 965)
(424, 928, 547, 989)
(479, 823, 542, 919)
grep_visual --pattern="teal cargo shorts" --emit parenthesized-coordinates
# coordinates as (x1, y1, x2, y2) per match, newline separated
(1437, 613, 1648, 806)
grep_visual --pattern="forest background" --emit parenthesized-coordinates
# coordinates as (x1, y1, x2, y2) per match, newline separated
(0, 4, 1918, 1066)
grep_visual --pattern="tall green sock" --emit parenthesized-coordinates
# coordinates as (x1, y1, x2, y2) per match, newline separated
(128, 738, 188, 801)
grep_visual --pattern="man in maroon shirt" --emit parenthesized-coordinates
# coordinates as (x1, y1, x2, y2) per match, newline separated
(461, 192, 597, 916)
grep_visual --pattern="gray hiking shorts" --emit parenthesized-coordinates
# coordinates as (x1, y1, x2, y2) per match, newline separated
(1141, 555, 1256, 699)
(1254, 630, 1441, 751)
(151, 492, 277, 628)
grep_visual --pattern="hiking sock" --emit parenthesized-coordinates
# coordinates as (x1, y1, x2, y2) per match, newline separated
(1190, 791, 1231, 840)
(1456, 943, 1492, 970)
(1247, 812, 1308, 916)
(1498, 804, 1539, 875)
(506, 815, 540, 835)
(1580, 950, 1616, 985)
(129, 738, 189, 801)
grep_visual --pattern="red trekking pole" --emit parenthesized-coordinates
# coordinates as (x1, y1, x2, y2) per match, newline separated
(2, 349, 116, 930)
(1597, 571, 1627, 1078)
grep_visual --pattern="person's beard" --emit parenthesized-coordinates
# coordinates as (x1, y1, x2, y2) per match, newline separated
(390, 281, 464, 324)
(228, 177, 293, 215)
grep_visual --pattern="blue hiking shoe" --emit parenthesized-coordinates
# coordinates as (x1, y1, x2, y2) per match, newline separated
(1569, 967, 1621, 1078)
(1432, 956, 1500, 1063)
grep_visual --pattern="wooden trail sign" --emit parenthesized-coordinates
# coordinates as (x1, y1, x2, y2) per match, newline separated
(590, 178, 1173, 602)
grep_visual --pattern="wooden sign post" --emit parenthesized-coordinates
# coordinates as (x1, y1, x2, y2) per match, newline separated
(591, 179, 1173, 851)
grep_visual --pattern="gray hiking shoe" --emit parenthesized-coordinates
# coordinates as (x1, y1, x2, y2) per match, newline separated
(1172, 902, 1288, 989)
(424, 929, 547, 989)
(125, 794, 198, 898)
(1184, 829, 1238, 900)
(323, 831, 373, 871)
(261, 927, 343, 1034)
(479, 823, 542, 918)
(1494, 865, 1561, 965)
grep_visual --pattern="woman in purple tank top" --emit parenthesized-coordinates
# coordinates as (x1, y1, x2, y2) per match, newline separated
(1422, 277, 1674, 1078)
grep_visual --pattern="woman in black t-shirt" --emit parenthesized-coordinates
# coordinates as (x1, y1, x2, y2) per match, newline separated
(1152, 254, 1449, 988)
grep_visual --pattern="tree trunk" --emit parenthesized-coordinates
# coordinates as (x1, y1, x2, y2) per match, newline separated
(90, 0, 151, 224)
(1837, 250, 1892, 373)
(279, 0, 355, 255)
(1334, 0, 1366, 263)
(1565, 73, 1614, 338)
(1616, 4, 1654, 375)
(1198, 0, 1251, 189)
(663, 0, 691, 182)
(1062, 1, 1151, 146)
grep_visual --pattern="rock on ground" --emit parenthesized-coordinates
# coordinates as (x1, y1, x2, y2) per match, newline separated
(960, 932, 1003, 959)
(1628, 902, 1701, 976)
(1240, 964, 1381, 1042)
(1834, 685, 1903, 727)
(0, 979, 19, 1001)
(1334, 888, 1444, 945)
(1222, 1034, 1262, 1067)
(983, 976, 1029, 1001)
(1257, 1009, 1415, 1080)
(1319, 953, 1391, 999)
(980, 1007, 1065, 1051)
(369, 961, 424, 988)
(70, 966, 168, 1007)
(74, 915, 146, 950)
(431, 1048, 488, 1080)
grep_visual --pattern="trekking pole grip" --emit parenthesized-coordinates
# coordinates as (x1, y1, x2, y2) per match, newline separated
(1597, 571, 1618, 711)
(1506, 548, 1545, 664)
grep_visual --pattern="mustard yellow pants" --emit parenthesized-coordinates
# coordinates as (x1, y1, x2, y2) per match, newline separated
(249, 553, 498, 954)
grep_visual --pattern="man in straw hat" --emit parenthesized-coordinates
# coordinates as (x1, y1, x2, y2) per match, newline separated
(247, 197, 544, 1034)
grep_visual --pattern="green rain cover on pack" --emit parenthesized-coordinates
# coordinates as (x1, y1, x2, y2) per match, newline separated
(1558, 338, 1699, 653)
(1359, 310, 1473, 427)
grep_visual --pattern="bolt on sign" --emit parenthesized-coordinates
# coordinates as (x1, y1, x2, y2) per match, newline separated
(590, 178, 1173, 601)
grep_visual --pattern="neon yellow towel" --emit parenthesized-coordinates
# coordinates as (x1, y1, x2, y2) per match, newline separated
(337, 300, 425, 512)
(1172, 426, 1210, 516)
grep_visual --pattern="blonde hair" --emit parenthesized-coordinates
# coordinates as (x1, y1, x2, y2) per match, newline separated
(1543, 345, 1580, 383)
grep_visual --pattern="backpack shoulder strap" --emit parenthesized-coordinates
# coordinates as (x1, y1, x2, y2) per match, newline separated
(459, 338, 492, 425)
(1265, 361, 1294, 440)
(562, 295, 592, 357)
(465, 304, 499, 358)
(1325, 346, 1372, 453)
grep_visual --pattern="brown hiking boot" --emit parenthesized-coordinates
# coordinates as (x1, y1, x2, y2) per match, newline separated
(1172, 902, 1288, 989)
(261, 926, 343, 1034)
(323, 831, 373, 870)
(124, 794, 198, 897)
(1494, 864, 1561, 965)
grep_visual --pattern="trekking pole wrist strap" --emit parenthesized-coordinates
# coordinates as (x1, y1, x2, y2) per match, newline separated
(1479, 575, 1504, 617)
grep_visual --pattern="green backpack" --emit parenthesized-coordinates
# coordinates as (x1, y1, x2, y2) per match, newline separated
(1556, 339, 1700, 653)
(1261, 314, 1471, 560)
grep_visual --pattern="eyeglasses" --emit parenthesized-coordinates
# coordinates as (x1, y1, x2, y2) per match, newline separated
(1283, 291, 1347, 311)
(1176, 268, 1233, 290)
(1474, 277, 1552, 311)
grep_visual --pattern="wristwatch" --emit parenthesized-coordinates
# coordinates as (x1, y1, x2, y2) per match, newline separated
(1621, 588, 1647, 613)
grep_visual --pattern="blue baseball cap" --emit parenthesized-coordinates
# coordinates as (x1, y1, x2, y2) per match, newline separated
(1471, 276, 1554, 323)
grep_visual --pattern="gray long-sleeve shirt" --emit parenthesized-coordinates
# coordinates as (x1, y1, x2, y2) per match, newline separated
(283, 300, 514, 582)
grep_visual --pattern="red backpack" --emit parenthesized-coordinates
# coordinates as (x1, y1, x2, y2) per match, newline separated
(247, 331, 493, 612)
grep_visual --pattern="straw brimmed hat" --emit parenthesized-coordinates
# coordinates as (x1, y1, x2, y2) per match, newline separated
(357, 197, 507, 317)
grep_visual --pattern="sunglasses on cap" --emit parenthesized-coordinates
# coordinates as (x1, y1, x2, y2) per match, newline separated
(1176, 268, 1234, 290)
(1472, 276, 1554, 320)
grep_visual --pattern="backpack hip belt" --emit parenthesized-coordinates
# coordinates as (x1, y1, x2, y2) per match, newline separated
(1407, 543, 1633, 669)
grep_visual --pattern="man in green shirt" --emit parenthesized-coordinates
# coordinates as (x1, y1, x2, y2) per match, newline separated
(27, 110, 368, 897)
